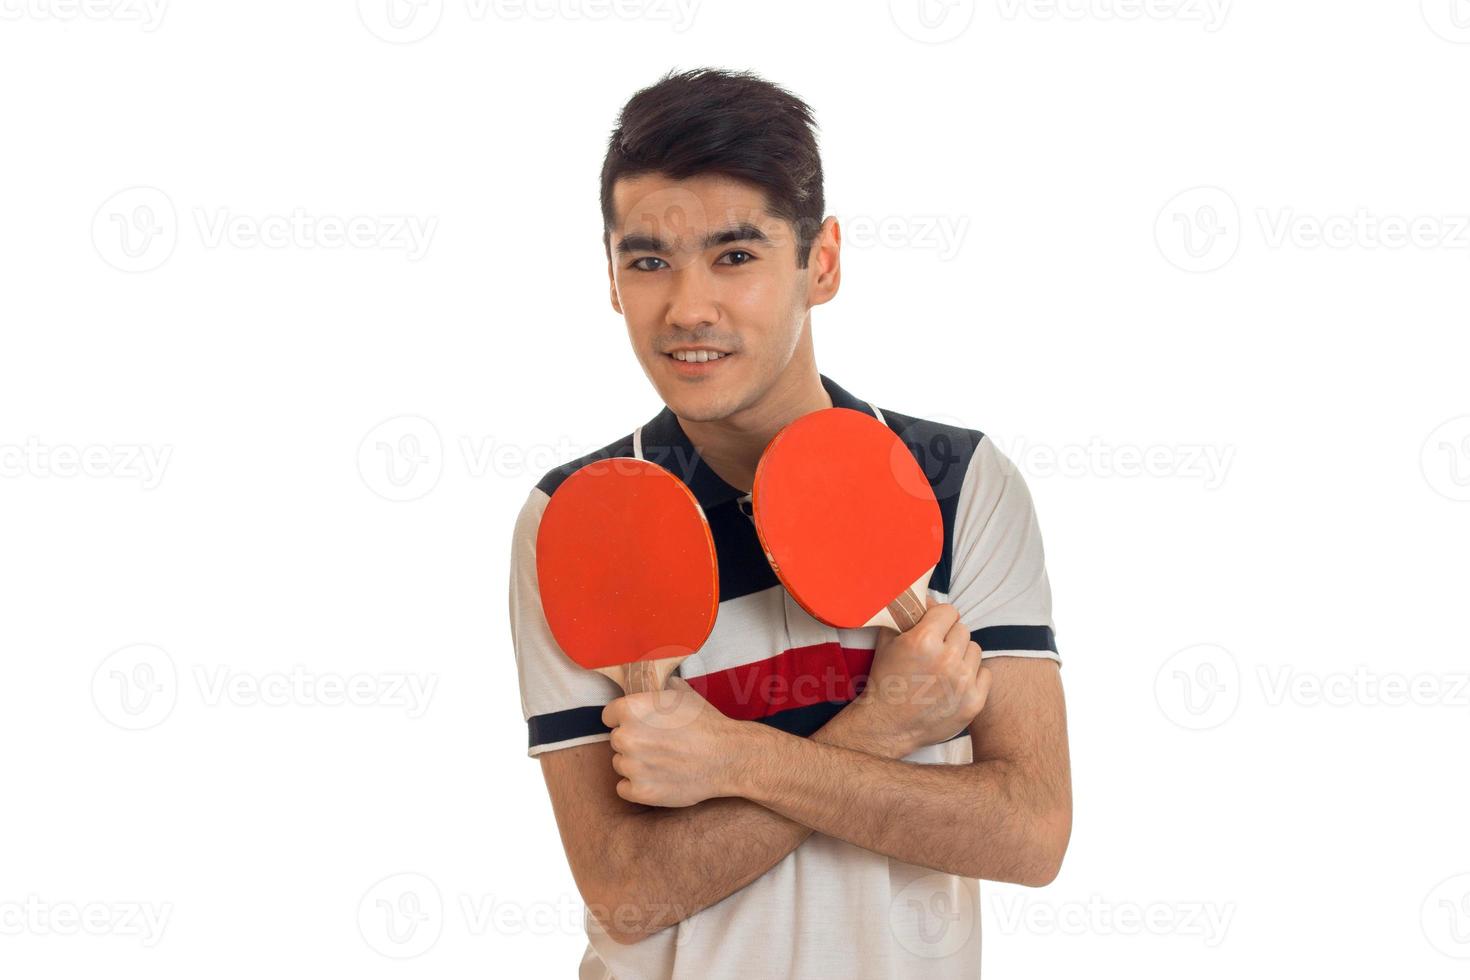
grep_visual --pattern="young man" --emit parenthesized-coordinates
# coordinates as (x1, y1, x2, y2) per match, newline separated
(510, 68, 1071, 979)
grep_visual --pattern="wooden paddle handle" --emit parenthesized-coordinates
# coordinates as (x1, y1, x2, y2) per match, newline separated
(886, 588, 927, 631)
(873, 566, 936, 633)
(600, 656, 687, 695)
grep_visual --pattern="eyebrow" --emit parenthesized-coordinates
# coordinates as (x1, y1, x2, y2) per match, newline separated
(615, 222, 773, 256)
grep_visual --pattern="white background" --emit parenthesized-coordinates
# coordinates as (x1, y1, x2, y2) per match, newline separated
(3, 0, 1468, 976)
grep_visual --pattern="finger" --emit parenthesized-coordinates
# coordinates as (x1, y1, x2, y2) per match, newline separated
(961, 639, 982, 676)
(600, 698, 624, 729)
(622, 691, 660, 720)
(943, 615, 972, 651)
(920, 601, 959, 637)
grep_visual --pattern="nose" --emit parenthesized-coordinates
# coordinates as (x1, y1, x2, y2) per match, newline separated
(665, 262, 718, 333)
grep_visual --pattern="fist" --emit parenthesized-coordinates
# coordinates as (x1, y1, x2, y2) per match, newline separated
(858, 597, 991, 755)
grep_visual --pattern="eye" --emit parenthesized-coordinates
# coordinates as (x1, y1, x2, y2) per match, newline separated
(630, 257, 667, 272)
(718, 250, 755, 266)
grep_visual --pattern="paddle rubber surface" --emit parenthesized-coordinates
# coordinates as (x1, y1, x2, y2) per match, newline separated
(536, 457, 719, 671)
(752, 407, 943, 629)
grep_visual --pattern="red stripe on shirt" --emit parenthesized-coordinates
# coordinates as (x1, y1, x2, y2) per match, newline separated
(686, 642, 875, 721)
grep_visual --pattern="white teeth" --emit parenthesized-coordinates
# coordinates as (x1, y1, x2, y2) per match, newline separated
(671, 350, 727, 362)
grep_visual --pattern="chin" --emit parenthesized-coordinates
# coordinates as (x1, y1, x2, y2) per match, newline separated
(647, 355, 749, 422)
(663, 392, 732, 423)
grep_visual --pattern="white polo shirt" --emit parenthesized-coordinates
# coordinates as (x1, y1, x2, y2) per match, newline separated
(509, 373, 1060, 979)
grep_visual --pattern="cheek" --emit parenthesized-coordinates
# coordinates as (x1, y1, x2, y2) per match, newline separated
(723, 273, 784, 311)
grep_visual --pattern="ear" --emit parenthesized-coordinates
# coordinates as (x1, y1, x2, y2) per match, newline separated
(806, 216, 841, 307)
(607, 254, 624, 315)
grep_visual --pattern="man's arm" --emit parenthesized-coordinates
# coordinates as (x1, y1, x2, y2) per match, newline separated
(539, 701, 907, 945)
(730, 657, 1071, 885)
(553, 599, 990, 943)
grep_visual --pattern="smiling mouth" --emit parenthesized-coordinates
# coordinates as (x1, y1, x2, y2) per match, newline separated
(665, 350, 734, 363)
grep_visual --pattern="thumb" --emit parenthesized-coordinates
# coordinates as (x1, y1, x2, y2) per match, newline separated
(667, 675, 692, 690)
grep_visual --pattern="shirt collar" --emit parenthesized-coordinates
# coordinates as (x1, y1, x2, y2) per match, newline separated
(635, 373, 878, 510)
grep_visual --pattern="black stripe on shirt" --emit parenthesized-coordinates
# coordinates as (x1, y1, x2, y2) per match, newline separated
(528, 697, 971, 750)
(972, 624, 1057, 653)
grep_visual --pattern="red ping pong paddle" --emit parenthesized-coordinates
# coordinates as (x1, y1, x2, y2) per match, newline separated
(536, 457, 719, 694)
(751, 407, 942, 632)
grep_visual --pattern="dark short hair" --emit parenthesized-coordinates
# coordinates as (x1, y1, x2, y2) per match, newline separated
(600, 67, 825, 268)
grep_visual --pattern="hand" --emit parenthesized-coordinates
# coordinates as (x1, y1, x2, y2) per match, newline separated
(600, 676, 751, 808)
(854, 597, 992, 756)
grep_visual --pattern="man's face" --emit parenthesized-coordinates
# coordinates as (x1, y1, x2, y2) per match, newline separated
(607, 172, 832, 423)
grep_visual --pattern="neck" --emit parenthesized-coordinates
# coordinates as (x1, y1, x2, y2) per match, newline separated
(676, 337, 831, 493)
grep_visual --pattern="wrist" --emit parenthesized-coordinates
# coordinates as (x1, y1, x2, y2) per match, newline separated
(815, 700, 914, 760)
(722, 720, 777, 799)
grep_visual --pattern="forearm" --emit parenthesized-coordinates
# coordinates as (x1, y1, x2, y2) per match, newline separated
(596, 707, 907, 942)
(731, 726, 1059, 885)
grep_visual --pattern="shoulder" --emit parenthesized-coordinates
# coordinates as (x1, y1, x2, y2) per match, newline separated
(874, 404, 1041, 593)
(512, 428, 641, 547)
(874, 404, 991, 507)
(531, 429, 639, 499)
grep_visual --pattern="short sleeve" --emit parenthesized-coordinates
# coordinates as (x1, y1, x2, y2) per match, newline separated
(510, 488, 621, 756)
(942, 438, 1060, 664)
